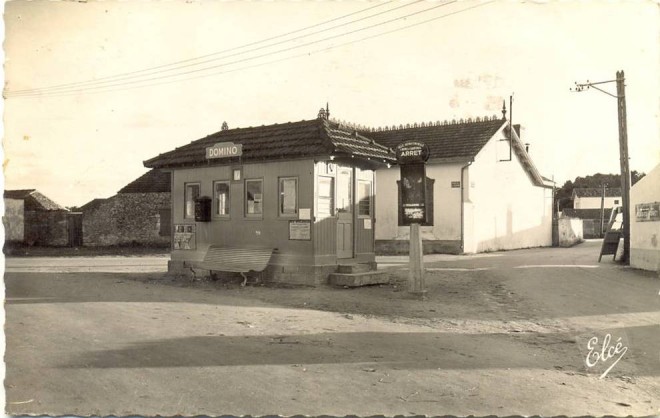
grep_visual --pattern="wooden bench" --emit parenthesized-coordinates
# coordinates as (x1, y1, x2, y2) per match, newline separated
(186, 246, 276, 285)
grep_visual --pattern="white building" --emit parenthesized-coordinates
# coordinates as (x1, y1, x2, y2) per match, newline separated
(572, 187, 622, 209)
(368, 115, 554, 254)
(629, 163, 660, 272)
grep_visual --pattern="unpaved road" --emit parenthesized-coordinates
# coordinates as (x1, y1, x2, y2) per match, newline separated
(4, 241, 660, 416)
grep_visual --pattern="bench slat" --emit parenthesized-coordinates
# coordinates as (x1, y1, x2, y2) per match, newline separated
(193, 246, 274, 273)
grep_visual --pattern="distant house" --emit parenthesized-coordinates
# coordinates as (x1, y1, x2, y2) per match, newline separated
(565, 188, 622, 238)
(81, 169, 171, 246)
(3, 189, 75, 246)
(572, 187, 622, 209)
(369, 115, 554, 254)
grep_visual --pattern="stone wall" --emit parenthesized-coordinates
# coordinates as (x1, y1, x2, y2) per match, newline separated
(24, 210, 69, 246)
(83, 192, 170, 246)
(3, 198, 25, 242)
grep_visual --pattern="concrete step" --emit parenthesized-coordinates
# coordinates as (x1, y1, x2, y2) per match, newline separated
(337, 263, 373, 274)
(328, 271, 389, 287)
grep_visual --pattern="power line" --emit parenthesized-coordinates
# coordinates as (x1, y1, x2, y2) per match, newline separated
(8, 0, 456, 98)
(8, 0, 445, 98)
(7, 0, 406, 95)
(7, 1, 493, 99)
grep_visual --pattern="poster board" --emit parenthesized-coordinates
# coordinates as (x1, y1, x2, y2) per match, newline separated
(289, 220, 311, 240)
(173, 224, 196, 250)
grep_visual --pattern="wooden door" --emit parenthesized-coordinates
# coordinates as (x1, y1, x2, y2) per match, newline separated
(67, 213, 83, 247)
(336, 167, 353, 258)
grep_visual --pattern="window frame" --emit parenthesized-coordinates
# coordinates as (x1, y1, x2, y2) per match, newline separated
(317, 175, 335, 218)
(278, 176, 299, 217)
(245, 178, 264, 218)
(184, 182, 201, 219)
(357, 180, 373, 218)
(213, 180, 231, 219)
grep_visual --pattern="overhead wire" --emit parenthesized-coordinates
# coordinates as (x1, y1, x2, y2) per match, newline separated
(7, 0, 494, 99)
(8, 0, 444, 97)
(6, 0, 397, 95)
(8, 0, 455, 98)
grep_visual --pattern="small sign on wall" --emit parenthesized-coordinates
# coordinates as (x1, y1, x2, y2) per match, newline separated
(173, 224, 196, 250)
(299, 208, 311, 220)
(451, 181, 461, 188)
(364, 218, 372, 230)
(289, 220, 311, 240)
(635, 202, 660, 222)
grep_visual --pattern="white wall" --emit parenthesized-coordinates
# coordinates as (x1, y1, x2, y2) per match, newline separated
(375, 163, 464, 242)
(464, 129, 553, 253)
(558, 217, 583, 247)
(574, 196, 621, 209)
(630, 163, 660, 272)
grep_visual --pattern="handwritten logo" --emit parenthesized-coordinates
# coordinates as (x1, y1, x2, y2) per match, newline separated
(585, 333, 628, 379)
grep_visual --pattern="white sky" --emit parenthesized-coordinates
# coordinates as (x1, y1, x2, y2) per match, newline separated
(3, 0, 659, 207)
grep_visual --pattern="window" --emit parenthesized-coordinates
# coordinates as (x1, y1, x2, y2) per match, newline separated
(279, 177, 298, 216)
(213, 181, 230, 217)
(184, 183, 200, 219)
(318, 176, 334, 218)
(358, 180, 372, 216)
(245, 179, 263, 215)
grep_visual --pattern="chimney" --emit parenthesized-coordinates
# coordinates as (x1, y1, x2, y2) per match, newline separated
(525, 143, 530, 153)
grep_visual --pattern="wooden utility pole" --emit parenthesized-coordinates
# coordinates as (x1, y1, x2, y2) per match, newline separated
(600, 184, 606, 237)
(616, 70, 631, 264)
(572, 70, 632, 264)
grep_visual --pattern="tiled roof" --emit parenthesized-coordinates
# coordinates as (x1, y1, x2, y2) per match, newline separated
(4, 189, 67, 211)
(144, 118, 396, 169)
(573, 188, 622, 198)
(79, 198, 108, 213)
(364, 118, 506, 160)
(4, 189, 36, 199)
(118, 169, 171, 194)
(562, 208, 613, 220)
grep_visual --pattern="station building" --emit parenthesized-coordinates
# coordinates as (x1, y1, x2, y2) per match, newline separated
(144, 111, 395, 284)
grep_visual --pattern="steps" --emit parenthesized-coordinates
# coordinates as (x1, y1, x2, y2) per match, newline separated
(328, 263, 389, 287)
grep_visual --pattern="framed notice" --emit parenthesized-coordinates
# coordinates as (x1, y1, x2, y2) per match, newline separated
(173, 224, 196, 250)
(289, 220, 311, 240)
(635, 202, 660, 222)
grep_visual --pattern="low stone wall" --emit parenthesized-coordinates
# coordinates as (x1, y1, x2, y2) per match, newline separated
(558, 217, 584, 247)
(83, 192, 170, 247)
(24, 210, 69, 246)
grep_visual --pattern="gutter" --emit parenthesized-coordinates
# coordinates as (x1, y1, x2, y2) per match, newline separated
(460, 160, 473, 253)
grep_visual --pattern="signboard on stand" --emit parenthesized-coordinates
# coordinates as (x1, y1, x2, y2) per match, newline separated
(396, 141, 430, 226)
(395, 141, 430, 297)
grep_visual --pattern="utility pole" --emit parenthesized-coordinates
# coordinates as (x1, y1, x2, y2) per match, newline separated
(572, 70, 631, 264)
(615, 71, 631, 264)
(600, 183, 606, 237)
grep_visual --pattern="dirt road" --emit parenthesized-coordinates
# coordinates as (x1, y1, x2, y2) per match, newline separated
(4, 241, 659, 416)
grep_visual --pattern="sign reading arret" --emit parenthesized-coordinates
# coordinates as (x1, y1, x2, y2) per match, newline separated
(206, 142, 243, 159)
(395, 141, 430, 164)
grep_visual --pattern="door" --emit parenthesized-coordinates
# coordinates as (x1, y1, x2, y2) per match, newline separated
(336, 167, 353, 258)
(67, 213, 83, 247)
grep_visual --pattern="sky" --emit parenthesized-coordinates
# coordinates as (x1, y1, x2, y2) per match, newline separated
(2, 0, 659, 208)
